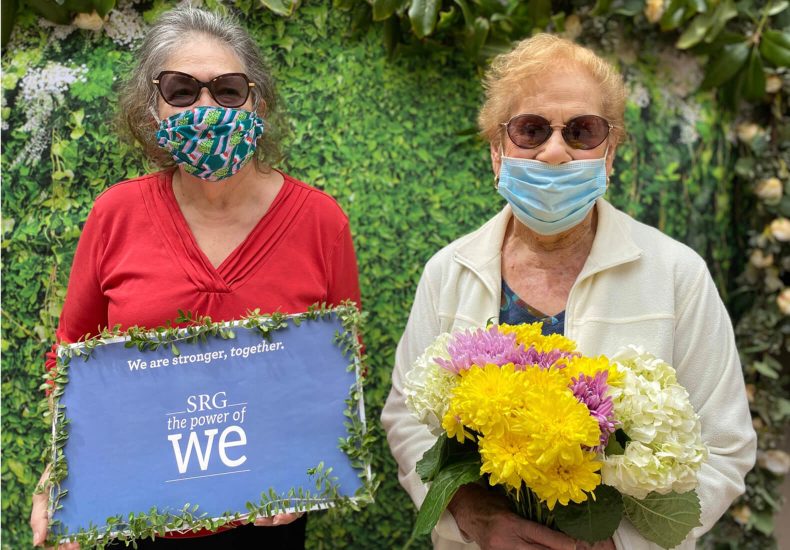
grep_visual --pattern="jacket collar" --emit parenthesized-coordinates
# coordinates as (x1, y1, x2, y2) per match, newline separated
(581, 199, 643, 279)
(452, 199, 643, 296)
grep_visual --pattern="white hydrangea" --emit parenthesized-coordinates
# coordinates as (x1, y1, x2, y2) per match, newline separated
(602, 345, 709, 499)
(404, 333, 457, 436)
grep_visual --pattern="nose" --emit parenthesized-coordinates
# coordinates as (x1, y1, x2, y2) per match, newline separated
(192, 86, 219, 108)
(534, 128, 573, 165)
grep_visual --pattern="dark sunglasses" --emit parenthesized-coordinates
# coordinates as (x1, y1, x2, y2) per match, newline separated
(502, 114, 613, 150)
(153, 71, 255, 108)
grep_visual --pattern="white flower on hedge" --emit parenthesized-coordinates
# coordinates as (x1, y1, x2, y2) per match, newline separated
(104, 5, 147, 47)
(404, 333, 456, 436)
(750, 249, 774, 268)
(766, 75, 782, 94)
(777, 288, 790, 316)
(13, 62, 88, 166)
(602, 345, 708, 499)
(644, 0, 664, 23)
(755, 177, 783, 204)
(39, 18, 77, 41)
(629, 82, 650, 108)
(731, 504, 751, 525)
(770, 217, 790, 242)
(736, 122, 761, 143)
(757, 449, 790, 475)
(678, 101, 700, 145)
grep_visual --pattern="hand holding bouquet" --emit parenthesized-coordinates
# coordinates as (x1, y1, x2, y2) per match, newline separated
(404, 323, 708, 549)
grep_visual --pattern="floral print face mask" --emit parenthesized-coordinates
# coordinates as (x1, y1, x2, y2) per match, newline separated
(155, 106, 265, 182)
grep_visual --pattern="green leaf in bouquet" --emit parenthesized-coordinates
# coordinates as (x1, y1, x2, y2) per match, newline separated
(417, 434, 480, 483)
(411, 454, 482, 537)
(604, 429, 629, 456)
(416, 434, 449, 483)
(623, 491, 701, 549)
(554, 484, 623, 542)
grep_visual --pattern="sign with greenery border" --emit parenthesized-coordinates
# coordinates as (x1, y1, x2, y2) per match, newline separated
(41, 302, 374, 547)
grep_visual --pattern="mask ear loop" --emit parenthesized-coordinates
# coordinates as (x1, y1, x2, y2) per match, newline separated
(149, 87, 163, 125)
(493, 137, 506, 189)
(149, 105, 162, 125)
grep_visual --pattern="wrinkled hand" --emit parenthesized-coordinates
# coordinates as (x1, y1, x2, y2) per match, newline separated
(448, 484, 576, 550)
(253, 512, 305, 527)
(30, 468, 80, 549)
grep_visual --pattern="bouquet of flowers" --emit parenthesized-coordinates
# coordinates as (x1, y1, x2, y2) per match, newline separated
(404, 322, 708, 549)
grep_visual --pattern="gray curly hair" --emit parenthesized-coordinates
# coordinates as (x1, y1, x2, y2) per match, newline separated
(117, 6, 283, 169)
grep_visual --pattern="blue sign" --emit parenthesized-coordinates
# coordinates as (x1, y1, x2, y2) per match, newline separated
(51, 314, 366, 537)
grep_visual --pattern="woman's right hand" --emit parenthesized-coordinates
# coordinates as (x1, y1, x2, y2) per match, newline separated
(448, 484, 576, 550)
(30, 468, 79, 549)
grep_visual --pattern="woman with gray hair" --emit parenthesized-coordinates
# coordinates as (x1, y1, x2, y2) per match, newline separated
(381, 34, 755, 550)
(30, 6, 360, 548)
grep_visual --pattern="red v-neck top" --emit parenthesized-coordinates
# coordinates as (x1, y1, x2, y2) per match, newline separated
(46, 170, 361, 371)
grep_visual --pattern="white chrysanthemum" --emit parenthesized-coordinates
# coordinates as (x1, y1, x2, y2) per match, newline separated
(404, 333, 457, 436)
(602, 345, 708, 499)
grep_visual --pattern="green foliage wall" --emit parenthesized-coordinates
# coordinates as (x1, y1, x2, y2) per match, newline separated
(1, 1, 780, 548)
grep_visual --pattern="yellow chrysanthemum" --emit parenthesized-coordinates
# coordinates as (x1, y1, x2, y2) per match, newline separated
(561, 355, 624, 388)
(442, 411, 473, 443)
(499, 322, 577, 354)
(444, 363, 525, 438)
(529, 451, 602, 510)
(479, 431, 540, 490)
(519, 384, 601, 467)
(498, 322, 543, 347)
(511, 365, 570, 402)
(532, 333, 578, 353)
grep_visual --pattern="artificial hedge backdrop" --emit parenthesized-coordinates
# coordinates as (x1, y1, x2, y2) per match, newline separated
(2, 1, 788, 549)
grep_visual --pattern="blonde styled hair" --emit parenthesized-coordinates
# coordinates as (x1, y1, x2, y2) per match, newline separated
(478, 34, 627, 148)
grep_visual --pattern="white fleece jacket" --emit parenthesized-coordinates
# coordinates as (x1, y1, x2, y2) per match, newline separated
(381, 200, 756, 550)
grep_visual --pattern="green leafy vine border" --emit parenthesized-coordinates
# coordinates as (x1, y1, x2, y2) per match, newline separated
(37, 301, 376, 548)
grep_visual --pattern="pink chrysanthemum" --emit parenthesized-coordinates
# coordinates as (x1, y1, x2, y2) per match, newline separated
(521, 347, 578, 370)
(569, 371, 616, 451)
(436, 326, 530, 374)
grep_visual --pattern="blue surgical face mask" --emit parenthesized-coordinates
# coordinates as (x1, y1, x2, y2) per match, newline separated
(497, 154, 608, 235)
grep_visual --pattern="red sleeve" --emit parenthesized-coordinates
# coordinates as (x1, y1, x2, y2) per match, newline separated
(45, 206, 109, 373)
(326, 220, 361, 309)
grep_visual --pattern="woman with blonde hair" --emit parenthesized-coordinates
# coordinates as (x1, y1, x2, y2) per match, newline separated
(382, 34, 755, 550)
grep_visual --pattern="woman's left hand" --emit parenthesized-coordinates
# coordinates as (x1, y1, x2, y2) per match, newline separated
(253, 512, 304, 527)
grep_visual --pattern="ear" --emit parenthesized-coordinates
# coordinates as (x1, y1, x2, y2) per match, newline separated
(490, 141, 502, 178)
